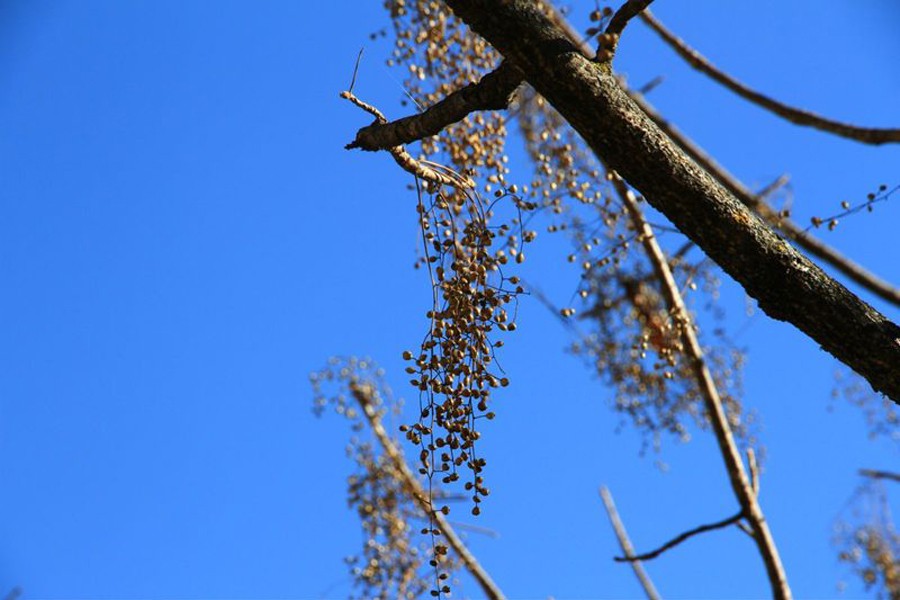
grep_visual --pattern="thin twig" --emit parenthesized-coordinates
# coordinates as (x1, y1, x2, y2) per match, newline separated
(747, 448, 760, 497)
(859, 469, 900, 483)
(627, 90, 900, 308)
(640, 10, 900, 145)
(348, 48, 364, 93)
(609, 172, 791, 599)
(349, 383, 506, 600)
(615, 511, 744, 563)
(600, 487, 662, 600)
(599, 0, 655, 59)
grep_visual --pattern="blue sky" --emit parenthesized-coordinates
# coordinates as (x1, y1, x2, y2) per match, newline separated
(1, 1, 898, 598)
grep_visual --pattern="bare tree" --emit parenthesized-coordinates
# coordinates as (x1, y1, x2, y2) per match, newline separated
(321, 1, 899, 597)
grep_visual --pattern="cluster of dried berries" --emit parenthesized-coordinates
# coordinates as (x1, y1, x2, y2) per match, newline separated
(403, 182, 534, 517)
(311, 358, 460, 599)
(808, 183, 895, 232)
(515, 90, 751, 452)
(382, 0, 542, 519)
(834, 480, 900, 598)
(384, 0, 508, 189)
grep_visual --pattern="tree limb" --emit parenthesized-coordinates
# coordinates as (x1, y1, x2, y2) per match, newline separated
(444, 0, 900, 403)
(859, 469, 900, 483)
(346, 61, 522, 151)
(628, 90, 900, 309)
(600, 0, 655, 58)
(614, 510, 744, 563)
(349, 383, 506, 600)
(600, 486, 662, 600)
(640, 10, 900, 146)
(610, 171, 790, 598)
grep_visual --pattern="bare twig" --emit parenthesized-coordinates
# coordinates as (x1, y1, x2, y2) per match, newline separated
(341, 91, 475, 189)
(600, 487, 662, 600)
(610, 172, 791, 598)
(348, 48, 364, 93)
(859, 469, 900, 483)
(349, 383, 505, 600)
(747, 448, 760, 497)
(615, 511, 744, 563)
(600, 0, 655, 58)
(627, 90, 900, 308)
(640, 10, 900, 145)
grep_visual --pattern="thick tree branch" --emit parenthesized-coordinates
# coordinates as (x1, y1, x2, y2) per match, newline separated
(599, 486, 661, 600)
(346, 61, 522, 151)
(547, 0, 900, 307)
(349, 383, 506, 600)
(615, 511, 744, 563)
(611, 172, 790, 598)
(444, 0, 900, 403)
(628, 91, 900, 309)
(640, 10, 900, 146)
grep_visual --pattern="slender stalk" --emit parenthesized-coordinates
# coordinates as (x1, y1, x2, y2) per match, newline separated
(600, 486, 662, 600)
(610, 173, 791, 599)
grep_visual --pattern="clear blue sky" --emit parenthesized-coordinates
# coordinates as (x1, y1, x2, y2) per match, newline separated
(2, 1, 898, 598)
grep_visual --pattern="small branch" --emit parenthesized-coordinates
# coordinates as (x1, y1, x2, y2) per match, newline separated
(349, 383, 506, 600)
(615, 511, 744, 563)
(341, 91, 475, 189)
(599, 0, 655, 59)
(859, 469, 900, 483)
(610, 172, 791, 598)
(627, 90, 900, 308)
(346, 61, 522, 151)
(747, 448, 760, 497)
(640, 10, 900, 145)
(600, 487, 662, 600)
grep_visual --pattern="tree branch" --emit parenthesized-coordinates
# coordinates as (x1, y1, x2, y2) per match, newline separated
(614, 511, 744, 563)
(610, 171, 791, 598)
(346, 61, 522, 151)
(341, 91, 475, 189)
(599, 486, 661, 600)
(445, 0, 900, 403)
(600, 0, 655, 58)
(859, 469, 900, 483)
(640, 10, 900, 145)
(349, 383, 506, 600)
(628, 90, 900, 309)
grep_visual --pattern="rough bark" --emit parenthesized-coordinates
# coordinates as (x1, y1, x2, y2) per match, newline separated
(444, 0, 900, 402)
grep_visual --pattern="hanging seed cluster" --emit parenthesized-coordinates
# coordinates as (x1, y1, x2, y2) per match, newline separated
(834, 481, 900, 598)
(381, 0, 540, 522)
(403, 182, 533, 519)
(514, 80, 751, 453)
(311, 358, 461, 599)
(384, 0, 509, 195)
